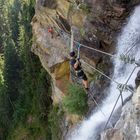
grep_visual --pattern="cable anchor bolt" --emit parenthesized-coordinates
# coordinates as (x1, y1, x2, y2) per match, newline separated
(120, 54, 135, 64)
(117, 83, 128, 92)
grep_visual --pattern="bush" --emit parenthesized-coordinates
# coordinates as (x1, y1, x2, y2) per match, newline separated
(48, 105, 64, 140)
(79, 3, 91, 14)
(63, 84, 88, 116)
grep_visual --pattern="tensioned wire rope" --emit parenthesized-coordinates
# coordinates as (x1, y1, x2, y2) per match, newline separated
(92, 68, 137, 140)
(52, 14, 137, 60)
(52, 25, 138, 130)
(55, 28, 135, 93)
(66, 29, 136, 125)
(51, 17, 140, 139)
(70, 33, 139, 134)
(55, 27, 137, 62)
(104, 65, 138, 130)
(55, 26, 136, 108)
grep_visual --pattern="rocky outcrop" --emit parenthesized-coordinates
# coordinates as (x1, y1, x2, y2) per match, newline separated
(31, 0, 140, 102)
(31, 0, 140, 138)
(101, 86, 140, 140)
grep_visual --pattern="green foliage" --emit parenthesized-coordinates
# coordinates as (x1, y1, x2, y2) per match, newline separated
(0, 0, 54, 139)
(7, 120, 47, 140)
(4, 38, 21, 101)
(79, 3, 91, 14)
(48, 105, 64, 140)
(9, 0, 21, 43)
(63, 84, 88, 116)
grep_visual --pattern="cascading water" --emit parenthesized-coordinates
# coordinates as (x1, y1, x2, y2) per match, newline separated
(68, 5, 140, 140)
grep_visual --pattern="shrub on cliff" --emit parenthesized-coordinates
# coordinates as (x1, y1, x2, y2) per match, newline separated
(63, 84, 88, 116)
(48, 105, 64, 140)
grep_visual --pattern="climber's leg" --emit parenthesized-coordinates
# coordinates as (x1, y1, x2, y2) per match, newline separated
(82, 74, 89, 90)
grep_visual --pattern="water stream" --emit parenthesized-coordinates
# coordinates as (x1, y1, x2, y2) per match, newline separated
(68, 5, 140, 140)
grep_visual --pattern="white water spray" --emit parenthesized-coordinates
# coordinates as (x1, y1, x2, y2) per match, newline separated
(68, 6, 140, 140)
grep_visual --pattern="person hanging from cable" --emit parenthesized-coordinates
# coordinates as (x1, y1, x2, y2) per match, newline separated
(69, 51, 89, 91)
(48, 27, 54, 38)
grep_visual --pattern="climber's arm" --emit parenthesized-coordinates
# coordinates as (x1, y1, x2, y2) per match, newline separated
(74, 59, 80, 69)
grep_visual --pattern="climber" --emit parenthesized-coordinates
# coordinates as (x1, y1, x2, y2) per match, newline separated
(48, 27, 54, 38)
(70, 51, 89, 91)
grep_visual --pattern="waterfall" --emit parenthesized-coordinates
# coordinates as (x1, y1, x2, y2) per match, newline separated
(68, 5, 140, 140)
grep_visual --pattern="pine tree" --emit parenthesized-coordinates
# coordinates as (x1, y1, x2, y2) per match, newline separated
(0, 0, 53, 139)
(8, 0, 21, 44)
(4, 38, 21, 101)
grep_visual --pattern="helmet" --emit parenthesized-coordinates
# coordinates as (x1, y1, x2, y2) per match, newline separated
(70, 51, 75, 57)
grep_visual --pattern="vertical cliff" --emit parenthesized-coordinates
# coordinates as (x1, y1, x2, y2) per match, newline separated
(31, 0, 139, 102)
(31, 0, 140, 139)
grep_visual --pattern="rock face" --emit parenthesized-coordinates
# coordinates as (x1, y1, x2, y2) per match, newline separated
(101, 86, 140, 140)
(31, 0, 140, 138)
(31, 0, 140, 101)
